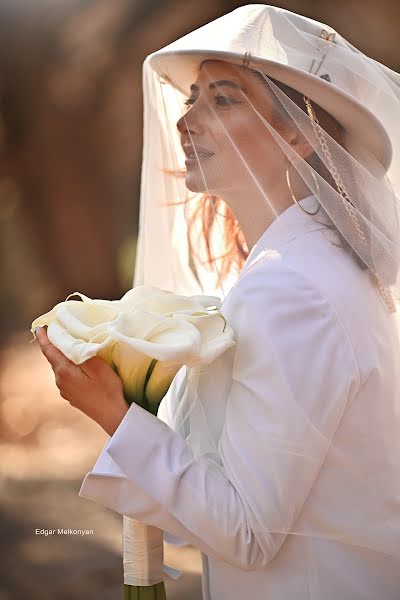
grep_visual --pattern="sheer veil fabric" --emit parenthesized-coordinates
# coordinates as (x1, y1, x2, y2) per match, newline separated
(136, 4, 400, 300)
(131, 2, 400, 587)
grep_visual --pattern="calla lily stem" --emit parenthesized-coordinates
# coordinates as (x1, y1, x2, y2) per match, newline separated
(124, 582, 167, 599)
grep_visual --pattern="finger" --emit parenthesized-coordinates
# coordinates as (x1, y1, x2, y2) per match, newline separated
(81, 357, 123, 394)
(55, 368, 71, 389)
(80, 355, 114, 379)
(59, 389, 73, 404)
(35, 326, 74, 370)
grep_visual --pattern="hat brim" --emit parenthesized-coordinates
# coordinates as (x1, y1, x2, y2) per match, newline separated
(149, 49, 392, 172)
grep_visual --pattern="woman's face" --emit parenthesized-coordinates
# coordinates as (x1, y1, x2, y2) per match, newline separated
(176, 60, 297, 196)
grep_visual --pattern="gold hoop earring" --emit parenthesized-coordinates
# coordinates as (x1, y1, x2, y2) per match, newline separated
(286, 162, 321, 216)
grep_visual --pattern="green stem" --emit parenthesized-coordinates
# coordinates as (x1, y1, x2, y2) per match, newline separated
(122, 359, 158, 413)
(142, 358, 157, 413)
(123, 582, 167, 599)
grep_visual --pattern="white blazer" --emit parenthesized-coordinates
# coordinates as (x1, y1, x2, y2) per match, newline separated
(79, 196, 400, 599)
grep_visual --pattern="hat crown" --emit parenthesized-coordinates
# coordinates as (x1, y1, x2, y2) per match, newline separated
(149, 4, 397, 172)
(156, 5, 342, 79)
(150, 5, 380, 124)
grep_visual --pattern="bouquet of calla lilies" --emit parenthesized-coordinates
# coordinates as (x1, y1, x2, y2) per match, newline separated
(31, 285, 235, 599)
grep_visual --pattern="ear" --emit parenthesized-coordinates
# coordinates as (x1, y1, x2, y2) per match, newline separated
(289, 130, 315, 160)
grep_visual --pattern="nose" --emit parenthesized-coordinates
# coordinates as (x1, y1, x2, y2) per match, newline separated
(176, 108, 203, 136)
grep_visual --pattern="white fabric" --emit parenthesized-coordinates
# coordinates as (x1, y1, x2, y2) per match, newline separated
(80, 199, 400, 599)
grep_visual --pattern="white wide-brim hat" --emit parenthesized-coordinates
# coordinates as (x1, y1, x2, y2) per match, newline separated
(148, 4, 393, 172)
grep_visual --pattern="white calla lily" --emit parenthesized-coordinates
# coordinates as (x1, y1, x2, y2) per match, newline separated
(31, 298, 119, 342)
(171, 311, 233, 365)
(31, 286, 235, 415)
(144, 360, 183, 414)
(107, 310, 202, 411)
(128, 293, 221, 316)
(109, 311, 202, 362)
(46, 321, 114, 365)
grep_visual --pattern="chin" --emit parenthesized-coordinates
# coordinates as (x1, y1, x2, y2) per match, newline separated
(185, 175, 206, 193)
(185, 169, 220, 194)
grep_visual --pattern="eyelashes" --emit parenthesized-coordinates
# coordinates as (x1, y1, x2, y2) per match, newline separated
(184, 94, 241, 108)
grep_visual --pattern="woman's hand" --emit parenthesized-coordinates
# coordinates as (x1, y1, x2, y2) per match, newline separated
(35, 326, 129, 436)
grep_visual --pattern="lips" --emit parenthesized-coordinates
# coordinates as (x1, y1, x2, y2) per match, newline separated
(185, 152, 213, 159)
(183, 144, 214, 159)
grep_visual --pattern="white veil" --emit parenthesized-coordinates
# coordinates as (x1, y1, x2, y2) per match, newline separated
(132, 4, 400, 565)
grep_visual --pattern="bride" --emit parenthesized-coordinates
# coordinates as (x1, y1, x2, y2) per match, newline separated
(37, 5, 400, 599)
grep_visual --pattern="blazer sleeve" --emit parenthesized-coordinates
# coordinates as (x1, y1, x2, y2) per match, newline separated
(79, 262, 360, 570)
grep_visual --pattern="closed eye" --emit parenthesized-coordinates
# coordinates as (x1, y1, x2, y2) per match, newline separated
(215, 94, 240, 106)
(184, 96, 196, 107)
(184, 94, 241, 108)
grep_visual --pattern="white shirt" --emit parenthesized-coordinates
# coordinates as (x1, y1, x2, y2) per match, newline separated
(79, 196, 400, 599)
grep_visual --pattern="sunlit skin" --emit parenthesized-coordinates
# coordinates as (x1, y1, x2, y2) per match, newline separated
(177, 60, 314, 250)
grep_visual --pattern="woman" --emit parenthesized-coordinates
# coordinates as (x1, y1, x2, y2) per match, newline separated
(36, 5, 400, 599)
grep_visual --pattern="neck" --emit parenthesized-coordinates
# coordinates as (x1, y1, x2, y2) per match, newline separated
(218, 170, 318, 250)
(220, 183, 293, 251)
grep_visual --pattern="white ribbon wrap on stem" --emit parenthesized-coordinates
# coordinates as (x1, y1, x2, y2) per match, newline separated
(123, 516, 182, 586)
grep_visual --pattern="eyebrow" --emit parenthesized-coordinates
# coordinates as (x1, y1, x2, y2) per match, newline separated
(190, 80, 244, 93)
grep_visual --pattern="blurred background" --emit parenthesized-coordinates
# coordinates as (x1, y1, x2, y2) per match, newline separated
(0, 1, 398, 598)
